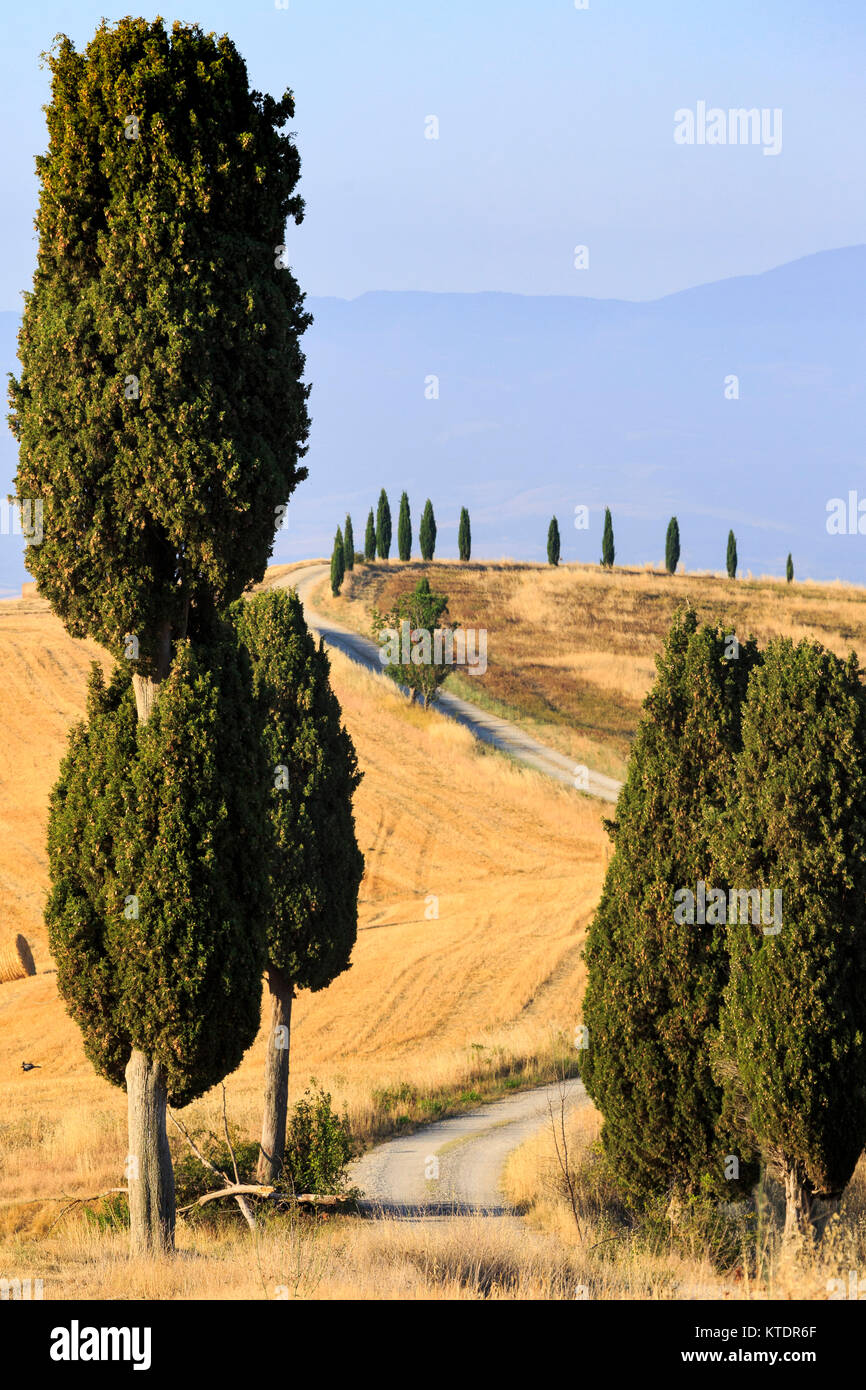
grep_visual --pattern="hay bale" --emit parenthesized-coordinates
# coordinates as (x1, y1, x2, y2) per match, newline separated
(0, 934, 36, 984)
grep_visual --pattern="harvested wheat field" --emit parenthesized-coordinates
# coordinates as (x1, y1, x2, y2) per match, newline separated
(0, 563, 606, 1254)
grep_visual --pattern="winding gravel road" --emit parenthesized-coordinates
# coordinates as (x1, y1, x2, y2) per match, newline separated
(348, 1080, 589, 1219)
(268, 562, 622, 805)
(263, 564, 603, 1218)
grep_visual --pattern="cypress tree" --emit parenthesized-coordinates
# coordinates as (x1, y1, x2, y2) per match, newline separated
(47, 642, 270, 1243)
(547, 517, 561, 566)
(714, 640, 866, 1239)
(397, 491, 412, 562)
(376, 489, 392, 560)
(8, 17, 310, 1252)
(727, 530, 738, 579)
(232, 590, 364, 1184)
(330, 527, 345, 595)
(458, 507, 471, 562)
(581, 609, 761, 1208)
(601, 508, 615, 568)
(364, 509, 376, 562)
(786, 553, 794, 585)
(344, 515, 354, 571)
(665, 517, 680, 575)
(419, 499, 437, 561)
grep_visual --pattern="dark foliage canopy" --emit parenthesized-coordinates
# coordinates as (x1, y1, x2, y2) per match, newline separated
(46, 639, 270, 1106)
(581, 609, 761, 1206)
(232, 589, 364, 992)
(8, 17, 311, 671)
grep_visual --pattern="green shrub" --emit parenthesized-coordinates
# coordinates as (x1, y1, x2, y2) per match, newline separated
(277, 1084, 356, 1196)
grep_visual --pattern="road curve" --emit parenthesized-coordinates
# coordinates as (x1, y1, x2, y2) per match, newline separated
(267, 562, 622, 805)
(348, 1079, 589, 1219)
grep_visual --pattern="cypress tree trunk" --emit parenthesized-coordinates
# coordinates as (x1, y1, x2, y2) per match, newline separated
(131, 623, 172, 723)
(125, 1051, 175, 1255)
(782, 1162, 814, 1243)
(256, 965, 294, 1184)
(128, 623, 175, 1253)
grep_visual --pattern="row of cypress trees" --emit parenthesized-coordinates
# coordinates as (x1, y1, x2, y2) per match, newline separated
(331, 494, 473, 594)
(548, 510, 615, 568)
(581, 607, 866, 1240)
(548, 511, 795, 584)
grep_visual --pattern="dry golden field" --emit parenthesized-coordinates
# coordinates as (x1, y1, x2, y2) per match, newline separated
(318, 558, 866, 782)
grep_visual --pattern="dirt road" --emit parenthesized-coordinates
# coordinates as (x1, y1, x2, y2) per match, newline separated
(348, 1079, 588, 1219)
(269, 562, 622, 805)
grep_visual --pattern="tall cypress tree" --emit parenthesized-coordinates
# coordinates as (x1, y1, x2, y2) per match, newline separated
(581, 609, 760, 1208)
(665, 517, 680, 575)
(330, 527, 345, 595)
(376, 489, 392, 560)
(458, 507, 471, 562)
(419, 499, 437, 561)
(344, 514, 354, 571)
(364, 509, 376, 562)
(601, 508, 615, 568)
(8, 17, 310, 1253)
(786, 553, 794, 585)
(727, 530, 738, 579)
(397, 491, 412, 562)
(547, 517, 561, 566)
(714, 640, 866, 1239)
(232, 590, 364, 1184)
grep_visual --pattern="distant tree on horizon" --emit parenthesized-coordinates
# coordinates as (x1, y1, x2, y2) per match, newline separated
(458, 507, 471, 562)
(786, 553, 794, 584)
(376, 489, 392, 560)
(547, 517, 561, 566)
(398, 492, 412, 562)
(601, 508, 615, 568)
(665, 517, 680, 574)
(330, 527, 345, 595)
(420, 499, 437, 561)
(727, 530, 738, 579)
(344, 514, 355, 571)
(364, 509, 376, 562)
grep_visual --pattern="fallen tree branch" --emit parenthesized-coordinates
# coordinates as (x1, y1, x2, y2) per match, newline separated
(177, 1183, 275, 1215)
(46, 1188, 129, 1235)
(168, 1104, 257, 1232)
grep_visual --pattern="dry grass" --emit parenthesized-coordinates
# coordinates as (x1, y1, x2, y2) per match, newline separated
(501, 1090, 866, 1300)
(320, 559, 866, 781)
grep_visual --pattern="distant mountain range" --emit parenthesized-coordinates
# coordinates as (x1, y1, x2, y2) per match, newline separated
(2, 245, 864, 597)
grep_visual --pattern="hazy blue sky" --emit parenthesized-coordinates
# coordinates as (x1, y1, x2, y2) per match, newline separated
(1, 1, 864, 308)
